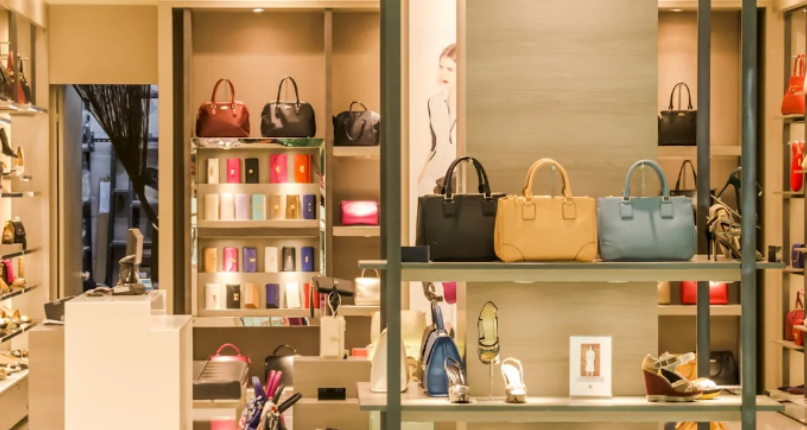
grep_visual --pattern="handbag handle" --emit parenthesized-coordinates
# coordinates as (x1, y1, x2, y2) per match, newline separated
(210, 78, 238, 117)
(360, 269, 381, 278)
(423, 282, 443, 302)
(275, 76, 301, 109)
(344, 101, 369, 142)
(668, 82, 694, 111)
(434, 304, 445, 332)
(674, 160, 697, 192)
(623, 159, 671, 200)
(271, 344, 297, 356)
(215, 343, 243, 357)
(797, 288, 804, 309)
(522, 158, 573, 199)
(441, 156, 492, 199)
(794, 54, 806, 78)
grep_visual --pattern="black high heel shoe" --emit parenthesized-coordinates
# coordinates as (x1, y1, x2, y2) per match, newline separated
(0, 129, 16, 158)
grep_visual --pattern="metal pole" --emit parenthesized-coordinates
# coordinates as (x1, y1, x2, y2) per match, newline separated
(740, 0, 758, 428)
(380, 0, 402, 429)
(695, 2, 711, 430)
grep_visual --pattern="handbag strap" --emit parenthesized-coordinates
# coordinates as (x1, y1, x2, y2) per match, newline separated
(434, 304, 445, 332)
(522, 158, 573, 199)
(674, 160, 698, 192)
(623, 159, 671, 200)
(360, 269, 381, 278)
(794, 54, 806, 78)
(441, 156, 492, 199)
(668, 82, 694, 110)
(423, 282, 443, 302)
(349, 101, 368, 113)
(215, 343, 242, 357)
(271, 344, 297, 356)
(343, 101, 370, 141)
(275, 76, 301, 108)
(797, 288, 804, 309)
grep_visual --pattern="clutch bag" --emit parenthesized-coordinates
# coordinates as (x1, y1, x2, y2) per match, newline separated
(252, 194, 266, 220)
(205, 283, 225, 310)
(226, 158, 241, 184)
(207, 158, 219, 184)
(245, 158, 259, 184)
(265, 246, 279, 273)
(220, 193, 235, 221)
(203, 247, 217, 273)
(226, 284, 241, 309)
(270, 154, 288, 183)
(285, 282, 302, 308)
(223, 247, 239, 272)
(341, 201, 379, 226)
(205, 194, 220, 221)
(243, 247, 257, 273)
(269, 195, 284, 220)
(283, 247, 296, 272)
(266, 283, 280, 309)
(244, 283, 260, 309)
(286, 195, 301, 219)
(301, 247, 314, 272)
(302, 195, 316, 220)
(235, 194, 250, 220)
(294, 154, 311, 183)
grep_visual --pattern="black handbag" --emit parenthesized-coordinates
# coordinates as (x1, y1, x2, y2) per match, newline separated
(333, 101, 380, 146)
(669, 160, 715, 215)
(2, 220, 25, 250)
(261, 76, 316, 138)
(415, 156, 505, 262)
(709, 351, 738, 386)
(264, 344, 298, 386)
(659, 82, 697, 146)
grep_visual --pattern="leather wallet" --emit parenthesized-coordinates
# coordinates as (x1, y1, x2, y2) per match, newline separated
(304, 283, 319, 309)
(205, 284, 225, 310)
(226, 284, 241, 309)
(283, 247, 296, 272)
(265, 247, 279, 273)
(301, 246, 314, 272)
(244, 283, 260, 309)
(220, 193, 235, 220)
(245, 158, 259, 184)
(207, 158, 219, 184)
(269, 195, 284, 220)
(286, 195, 301, 219)
(294, 154, 311, 183)
(252, 194, 266, 220)
(302, 195, 316, 220)
(223, 247, 238, 272)
(235, 194, 250, 220)
(226, 158, 241, 184)
(285, 282, 301, 308)
(266, 283, 280, 309)
(243, 247, 257, 273)
(205, 194, 220, 221)
(270, 154, 288, 183)
(203, 247, 217, 273)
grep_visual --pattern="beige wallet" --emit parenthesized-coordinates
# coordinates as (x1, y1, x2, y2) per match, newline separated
(286, 195, 301, 219)
(269, 195, 284, 220)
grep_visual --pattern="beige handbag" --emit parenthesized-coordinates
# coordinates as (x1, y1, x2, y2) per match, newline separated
(494, 159, 597, 262)
(658, 281, 671, 304)
(355, 269, 381, 306)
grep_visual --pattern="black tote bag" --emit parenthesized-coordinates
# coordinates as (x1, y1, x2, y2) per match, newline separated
(659, 82, 697, 146)
(416, 156, 505, 262)
(261, 76, 317, 138)
(333, 101, 380, 146)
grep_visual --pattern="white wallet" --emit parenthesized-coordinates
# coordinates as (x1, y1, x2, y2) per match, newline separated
(220, 193, 235, 220)
(284, 282, 301, 308)
(235, 193, 250, 220)
(265, 247, 279, 273)
(207, 158, 219, 184)
(205, 283, 225, 310)
(205, 194, 220, 221)
(320, 315, 346, 358)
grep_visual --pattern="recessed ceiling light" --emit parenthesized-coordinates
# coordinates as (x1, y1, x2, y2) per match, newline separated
(671, 8, 684, 12)
(253, 8, 264, 13)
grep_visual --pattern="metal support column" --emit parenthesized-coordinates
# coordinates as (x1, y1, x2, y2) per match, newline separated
(696, 2, 712, 429)
(740, 0, 758, 428)
(380, 0, 402, 429)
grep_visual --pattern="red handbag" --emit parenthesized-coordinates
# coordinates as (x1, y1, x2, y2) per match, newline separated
(340, 201, 379, 226)
(196, 79, 251, 138)
(783, 54, 806, 115)
(786, 289, 805, 341)
(680, 281, 729, 305)
(795, 319, 805, 346)
(793, 141, 805, 192)
(210, 343, 250, 364)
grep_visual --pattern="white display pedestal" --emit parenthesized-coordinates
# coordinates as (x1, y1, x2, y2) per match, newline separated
(65, 292, 192, 430)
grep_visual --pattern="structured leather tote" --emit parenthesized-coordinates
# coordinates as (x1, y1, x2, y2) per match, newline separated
(261, 76, 316, 137)
(333, 101, 380, 146)
(597, 160, 696, 261)
(494, 159, 597, 262)
(668, 159, 714, 215)
(783, 54, 806, 115)
(195, 78, 251, 138)
(416, 156, 504, 262)
(658, 82, 697, 146)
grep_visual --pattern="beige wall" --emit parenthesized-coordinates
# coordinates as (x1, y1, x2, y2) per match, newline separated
(48, 5, 157, 84)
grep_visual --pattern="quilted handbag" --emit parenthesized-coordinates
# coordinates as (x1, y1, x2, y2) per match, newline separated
(597, 160, 696, 262)
(333, 101, 380, 146)
(260, 76, 316, 137)
(786, 289, 805, 341)
(423, 305, 462, 397)
(680, 281, 729, 305)
(494, 158, 596, 262)
(196, 79, 251, 138)
(658, 82, 697, 146)
(783, 54, 806, 116)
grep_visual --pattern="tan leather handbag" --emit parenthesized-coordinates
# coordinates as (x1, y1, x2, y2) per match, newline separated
(494, 159, 597, 262)
(658, 281, 671, 304)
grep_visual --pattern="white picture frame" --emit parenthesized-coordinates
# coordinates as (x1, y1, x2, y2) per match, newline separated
(569, 336, 613, 398)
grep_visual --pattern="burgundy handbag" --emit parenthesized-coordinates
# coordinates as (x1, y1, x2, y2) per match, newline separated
(341, 201, 379, 226)
(786, 289, 805, 341)
(196, 79, 251, 138)
(680, 281, 728, 305)
(210, 343, 250, 364)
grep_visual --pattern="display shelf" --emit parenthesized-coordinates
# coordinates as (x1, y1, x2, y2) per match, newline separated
(0, 246, 37, 260)
(1, 191, 38, 198)
(2, 175, 33, 183)
(774, 339, 803, 351)
(192, 137, 324, 150)
(0, 321, 37, 346)
(338, 305, 379, 317)
(775, 191, 805, 198)
(0, 98, 47, 115)
(657, 304, 741, 316)
(197, 308, 311, 318)
(192, 316, 318, 328)
(197, 183, 320, 194)
(333, 226, 380, 237)
(333, 146, 380, 158)
(657, 145, 741, 158)
(0, 284, 37, 302)
(0, 368, 27, 397)
(196, 220, 320, 238)
(785, 267, 804, 274)
(356, 383, 781, 422)
(358, 257, 785, 282)
(782, 114, 805, 124)
(198, 272, 318, 282)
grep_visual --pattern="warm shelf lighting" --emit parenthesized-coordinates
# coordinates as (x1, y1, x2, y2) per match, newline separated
(671, 8, 684, 12)
(253, 8, 264, 13)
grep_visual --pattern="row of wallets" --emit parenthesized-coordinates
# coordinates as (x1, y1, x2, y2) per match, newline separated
(206, 154, 313, 185)
(205, 282, 317, 310)
(203, 246, 314, 273)
(204, 193, 316, 221)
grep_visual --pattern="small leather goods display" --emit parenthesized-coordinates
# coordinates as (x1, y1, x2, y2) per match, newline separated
(206, 284, 225, 310)
(793, 243, 805, 269)
(265, 283, 280, 309)
(265, 247, 279, 273)
(680, 281, 729, 305)
(792, 141, 806, 192)
(244, 283, 260, 309)
(205, 194, 220, 221)
(355, 269, 381, 306)
(220, 193, 235, 221)
(658, 82, 697, 146)
(301, 246, 314, 272)
(207, 158, 219, 184)
(196, 78, 251, 138)
(226, 158, 241, 184)
(265, 344, 298, 386)
(235, 194, 250, 220)
(286, 195, 301, 219)
(252, 194, 266, 220)
(783, 54, 806, 116)
(269, 195, 284, 220)
(341, 200, 379, 226)
(270, 154, 288, 183)
(210, 343, 250, 365)
(320, 299, 346, 358)
(417, 156, 504, 262)
(261, 76, 317, 138)
(333, 101, 381, 146)
(223, 247, 239, 272)
(285, 282, 302, 308)
(2, 220, 25, 250)
(658, 281, 671, 305)
(282, 247, 296, 272)
(495, 158, 596, 262)
(423, 305, 463, 397)
(302, 194, 316, 220)
(294, 154, 312, 183)
(598, 160, 696, 262)
(203, 248, 218, 273)
(786, 289, 804, 341)
(245, 158, 259, 184)
(243, 247, 257, 273)
(709, 351, 739, 386)
(226, 284, 241, 309)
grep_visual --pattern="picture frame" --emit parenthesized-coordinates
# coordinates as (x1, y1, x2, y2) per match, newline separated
(569, 336, 613, 398)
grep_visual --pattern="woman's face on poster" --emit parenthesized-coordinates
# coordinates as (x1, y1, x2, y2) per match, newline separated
(439, 56, 456, 89)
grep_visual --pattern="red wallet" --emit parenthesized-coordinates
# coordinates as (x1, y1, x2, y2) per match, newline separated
(270, 154, 287, 183)
(226, 158, 241, 184)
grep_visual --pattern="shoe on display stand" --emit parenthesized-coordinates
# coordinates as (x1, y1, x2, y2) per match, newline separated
(641, 354, 702, 402)
(501, 357, 527, 403)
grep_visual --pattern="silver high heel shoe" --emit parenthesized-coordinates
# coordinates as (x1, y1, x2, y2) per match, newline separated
(445, 357, 470, 403)
(501, 357, 527, 403)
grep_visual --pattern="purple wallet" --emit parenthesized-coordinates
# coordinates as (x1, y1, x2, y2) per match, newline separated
(243, 247, 257, 273)
(266, 283, 280, 309)
(235, 194, 250, 220)
(302, 194, 316, 220)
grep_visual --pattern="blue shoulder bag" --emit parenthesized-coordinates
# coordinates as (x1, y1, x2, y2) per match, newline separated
(423, 305, 463, 397)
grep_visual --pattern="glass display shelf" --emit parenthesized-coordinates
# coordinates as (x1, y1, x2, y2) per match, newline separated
(0, 245, 38, 260)
(773, 339, 803, 352)
(774, 191, 804, 199)
(0, 284, 37, 302)
(333, 226, 380, 237)
(657, 304, 741, 316)
(0, 321, 37, 345)
(192, 137, 324, 150)
(781, 114, 805, 124)
(332, 146, 380, 158)
(0, 368, 27, 397)
(0, 98, 47, 115)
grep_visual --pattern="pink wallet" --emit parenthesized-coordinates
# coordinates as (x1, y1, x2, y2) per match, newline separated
(270, 154, 288, 183)
(226, 158, 241, 184)
(223, 247, 239, 272)
(341, 201, 379, 226)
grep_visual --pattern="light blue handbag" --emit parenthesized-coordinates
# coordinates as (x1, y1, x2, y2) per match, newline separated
(597, 160, 696, 262)
(423, 305, 463, 397)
